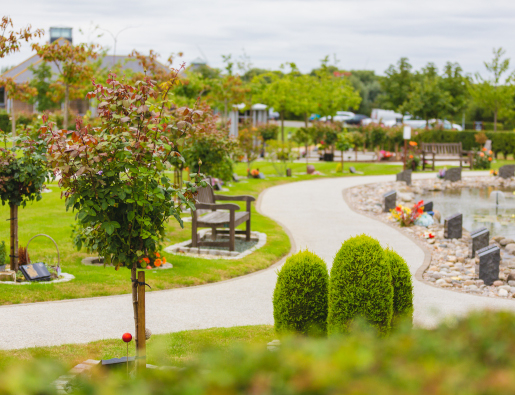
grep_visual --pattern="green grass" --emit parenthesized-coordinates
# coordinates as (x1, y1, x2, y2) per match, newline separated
(0, 325, 275, 369)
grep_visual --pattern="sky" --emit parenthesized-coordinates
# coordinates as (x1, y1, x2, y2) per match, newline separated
(2, 0, 515, 76)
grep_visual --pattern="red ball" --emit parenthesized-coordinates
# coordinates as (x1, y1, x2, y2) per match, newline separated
(122, 333, 132, 343)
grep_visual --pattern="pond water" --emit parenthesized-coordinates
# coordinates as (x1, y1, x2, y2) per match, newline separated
(417, 187, 515, 239)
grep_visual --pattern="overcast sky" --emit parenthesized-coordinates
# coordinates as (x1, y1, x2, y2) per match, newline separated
(2, 0, 515, 76)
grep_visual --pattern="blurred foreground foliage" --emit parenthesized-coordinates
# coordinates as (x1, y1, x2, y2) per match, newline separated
(3, 311, 515, 394)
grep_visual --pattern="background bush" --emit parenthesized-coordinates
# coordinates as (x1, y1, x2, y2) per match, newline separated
(273, 250, 329, 336)
(384, 248, 413, 325)
(328, 234, 393, 336)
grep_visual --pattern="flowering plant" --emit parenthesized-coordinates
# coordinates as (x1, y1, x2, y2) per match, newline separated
(474, 148, 493, 170)
(390, 200, 425, 227)
(139, 251, 167, 269)
(379, 150, 393, 161)
(490, 169, 498, 176)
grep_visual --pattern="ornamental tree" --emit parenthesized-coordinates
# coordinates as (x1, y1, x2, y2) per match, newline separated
(0, 16, 43, 58)
(41, 71, 205, 359)
(32, 40, 99, 129)
(0, 129, 49, 271)
(0, 77, 37, 142)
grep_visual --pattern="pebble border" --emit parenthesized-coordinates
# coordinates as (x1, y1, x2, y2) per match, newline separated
(0, 272, 75, 286)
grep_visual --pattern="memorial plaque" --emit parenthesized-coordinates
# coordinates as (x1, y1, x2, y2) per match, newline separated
(444, 213, 462, 239)
(19, 262, 51, 282)
(396, 169, 412, 185)
(383, 190, 397, 212)
(499, 165, 515, 179)
(349, 166, 357, 174)
(0, 264, 5, 272)
(476, 245, 500, 286)
(471, 227, 490, 257)
(102, 356, 135, 370)
(422, 201, 433, 212)
(444, 167, 461, 182)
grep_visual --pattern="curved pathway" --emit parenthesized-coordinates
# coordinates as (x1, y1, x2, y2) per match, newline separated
(2, 173, 515, 350)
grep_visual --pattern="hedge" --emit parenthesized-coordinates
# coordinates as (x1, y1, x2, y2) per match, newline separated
(328, 234, 393, 336)
(273, 250, 329, 336)
(385, 248, 413, 325)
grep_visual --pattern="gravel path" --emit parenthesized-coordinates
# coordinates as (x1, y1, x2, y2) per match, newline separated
(2, 172, 515, 350)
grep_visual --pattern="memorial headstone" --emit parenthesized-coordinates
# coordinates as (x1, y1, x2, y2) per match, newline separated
(471, 227, 490, 257)
(422, 201, 433, 212)
(19, 262, 51, 282)
(444, 213, 462, 239)
(286, 168, 292, 177)
(444, 167, 461, 182)
(383, 190, 397, 212)
(349, 166, 357, 174)
(476, 245, 500, 286)
(396, 169, 412, 185)
(499, 165, 515, 179)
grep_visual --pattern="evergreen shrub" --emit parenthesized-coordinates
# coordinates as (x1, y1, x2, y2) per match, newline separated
(273, 250, 329, 336)
(328, 234, 393, 335)
(384, 248, 413, 325)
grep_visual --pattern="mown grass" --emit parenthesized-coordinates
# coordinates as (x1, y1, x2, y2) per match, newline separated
(0, 325, 275, 369)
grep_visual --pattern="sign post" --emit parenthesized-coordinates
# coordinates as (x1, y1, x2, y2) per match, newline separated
(403, 125, 411, 171)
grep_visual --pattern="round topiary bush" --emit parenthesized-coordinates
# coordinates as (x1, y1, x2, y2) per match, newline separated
(273, 250, 329, 336)
(385, 248, 413, 325)
(328, 234, 393, 336)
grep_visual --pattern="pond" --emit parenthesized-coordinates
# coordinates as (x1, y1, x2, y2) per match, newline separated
(417, 187, 515, 239)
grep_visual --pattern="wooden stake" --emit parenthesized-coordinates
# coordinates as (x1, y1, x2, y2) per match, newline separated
(9, 204, 18, 272)
(137, 270, 146, 372)
(403, 139, 408, 171)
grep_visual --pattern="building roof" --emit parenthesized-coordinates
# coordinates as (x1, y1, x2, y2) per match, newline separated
(1, 39, 169, 84)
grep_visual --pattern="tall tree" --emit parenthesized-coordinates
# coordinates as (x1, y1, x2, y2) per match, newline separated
(28, 62, 59, 112)
(441, 62, 469, 121)
(0, 16, 43, 58)
(0, 78, 37, 141)
(470, 48, 515, 131)
(381, 57, 414, 114)
(32, 40, 98, 129)
(405, 63, 451, 126)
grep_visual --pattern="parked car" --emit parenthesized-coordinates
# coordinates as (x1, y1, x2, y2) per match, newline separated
(320, 111, 355, 122)
(309, 114, 321, 121)
(344, 114, 368, 125)
(269, 108, 280, 120)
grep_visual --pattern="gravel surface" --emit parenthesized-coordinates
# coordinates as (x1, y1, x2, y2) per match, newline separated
(3, 171, 515, 350)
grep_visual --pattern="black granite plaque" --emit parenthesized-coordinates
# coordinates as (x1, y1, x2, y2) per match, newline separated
(396, 170, 412, 185)
(499, 165, 515, 179)
(444, 213, 462, 239)
(383, 190, 397, 212)
(19, 262, 51, 282)
(422, 201, 433, 212)
(349, 166, 357, 174)
(101, 356, 135, 370)
(477, 245, 500, 285)
(471, 227, 490, 257)
(444, 167, 461, 182)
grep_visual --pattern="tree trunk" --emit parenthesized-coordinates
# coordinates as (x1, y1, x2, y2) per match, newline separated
(341, 151, 344, 171)
(224, 99, 228, 128)
(10, 99, 16, 147)
(64, 84, 70, 130)
(305, 143, 309, 165)
(304, 113, 309, 128)
(9, 204, 18, 272)
(280, 111, 285, 142)
(494, 109, 498, 132)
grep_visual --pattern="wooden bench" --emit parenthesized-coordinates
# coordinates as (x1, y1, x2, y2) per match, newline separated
(191, 182, 255, 252)
(421, 142, 473, 171)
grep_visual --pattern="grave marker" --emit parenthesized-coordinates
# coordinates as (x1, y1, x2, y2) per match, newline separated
(444, 167, 461, 182)
(383, 190, 397, 212)
(499, 165, 515, 179)
(471, 227, 489, 257)
(396, 170, 412, 185)
(444, 213, 462, 239)
(19, 262, 51, 282)
(476, 245, 500, 286)
(422, 201, 433, 212)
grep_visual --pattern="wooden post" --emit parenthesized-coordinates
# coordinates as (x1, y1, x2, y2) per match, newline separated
(9, 204, 18, 272)
(137, 270, 146, 372)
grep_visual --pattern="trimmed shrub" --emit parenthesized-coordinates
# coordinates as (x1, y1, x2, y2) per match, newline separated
(328, 235, 393, 336)
(273, 250, 329, 336)
(384, 248, 413, 325)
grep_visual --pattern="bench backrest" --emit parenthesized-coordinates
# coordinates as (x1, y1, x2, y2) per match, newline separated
(421, 142, 462, 155)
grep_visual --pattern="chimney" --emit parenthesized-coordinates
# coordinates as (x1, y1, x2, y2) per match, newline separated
(49, 27, 72, 44)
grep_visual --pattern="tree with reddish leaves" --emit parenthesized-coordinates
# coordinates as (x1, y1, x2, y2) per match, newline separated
(0, 16, 43, 58)
(32, 41, 98, 129)
(41, 70, 205, 369)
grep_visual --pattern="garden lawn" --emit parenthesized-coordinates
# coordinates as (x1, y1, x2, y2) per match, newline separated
(0, 325, 275, 370)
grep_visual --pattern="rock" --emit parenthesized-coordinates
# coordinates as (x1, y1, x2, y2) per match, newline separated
(463, 280, 475, 286)
(436, 279, 446, 285)
(500, 238, 515, 246)
(447, 256, 457, 263)
(399, 192, 414, 202)
(476, 280, 485, 287)
(505, 244, 515, 254)
(457, 256, 465, 263)
(493, 236, 504, 242)
(509, 280, 515, 286)
(465, 284, 479, 290)
(493, 280, 504, 286)
(499, 288, 509, 297)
